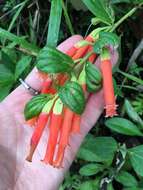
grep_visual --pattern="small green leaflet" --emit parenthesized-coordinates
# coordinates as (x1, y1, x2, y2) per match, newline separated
(79, 163, 104, 176)
(125, 99, 143, 128)
(24, 94, 52, 120)
(36, 46, 74, 74)
(15, 55, 32, 80)
(128, 145, 143, 177)
(93, 32, 119, 54)
(115, 171, 138, 187)
(85, 61, 102, 92)
(82, 0, 115, 25)
(105, 117, 143, 136)
(0, 27, 39, 56)
(79, 178, 101, 190)
(58, 81, 85, 114)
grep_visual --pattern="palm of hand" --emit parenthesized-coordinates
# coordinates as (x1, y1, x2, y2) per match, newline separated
(0, 35, 117, 190)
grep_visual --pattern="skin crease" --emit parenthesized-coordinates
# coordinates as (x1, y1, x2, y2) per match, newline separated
(0, 35, 118, 190)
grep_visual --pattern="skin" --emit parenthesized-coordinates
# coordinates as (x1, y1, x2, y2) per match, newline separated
(0, 35, 118, 190)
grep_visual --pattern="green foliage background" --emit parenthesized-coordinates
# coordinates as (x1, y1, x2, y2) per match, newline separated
(0, 0, 143, 189)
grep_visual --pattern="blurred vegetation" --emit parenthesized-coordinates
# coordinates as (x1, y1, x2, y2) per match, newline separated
(0, 0, 143, 189)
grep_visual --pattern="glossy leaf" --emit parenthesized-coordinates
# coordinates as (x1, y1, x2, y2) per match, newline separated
(24, 94, 52, 120)
(94, 32, 119, 54)
(79, 163, 104, 176)
(82, 0, 114, 25)
(58, 81, 85, 114)
(36, 46, 74, 73)
(85, 61, 102, 92)
(128, 145, 143, 177)
(105, 117, 143, 136)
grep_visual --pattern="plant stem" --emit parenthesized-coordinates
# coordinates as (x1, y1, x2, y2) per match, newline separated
(74, 51, 93, 75)
(62, 0, 74, 35)
(110, 7, 137, 32)
(118, 85, 139, 91)
(79, 51, 93, 65)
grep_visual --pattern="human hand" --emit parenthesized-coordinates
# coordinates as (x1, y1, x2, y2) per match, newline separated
(0, 35, 118, 190)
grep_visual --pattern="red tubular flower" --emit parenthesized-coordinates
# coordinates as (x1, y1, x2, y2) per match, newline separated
(26, 99, 55, 162)
(53, 107, 74, 168)
(71, 68, 86, 134)
(100, 48, 118, 117)
(42, 99, 63, 165)
(41, 78, 52, 94)
(26, 116, 38, 127)
(87, 46, 97, 63)
(72, 35, 94, 60)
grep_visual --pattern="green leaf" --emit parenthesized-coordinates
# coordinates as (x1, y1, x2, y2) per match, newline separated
(132, 0, 143, 4)
(79, 181, 94, 190)
(0, 64, 14, 101)
(15, 55, 32, 80)
(111, 0, 143, 4)
(79, 179, 101, 190)
(118, 70, 143, 86)
(0, 84, 13, 101)
(58, 81, 85, 114)
(128, 145, 143, 177)
(24, 94, 52, 120)
(78, 135, 117, 164)
(111, 0, 131, 3)
(2, 46, 17, 63)
(47, 0, 62, 47)
(105, 117, 143, 136)
(0, 51, 15, 72)
(85, 61, 102, 92)
(62, 0, 74, 35)
(0, 27, 39, 56)
(93, 32, 119, 54)
(36, 46, 74, 73)
(125, 99, 143, 128)
(123, 188, 142, 190)
(115, 171, 138, 187)
(8, 0, 28, 32)
(0, 64, 15, 85)
(79, 163, 104, 176)
(82, 0, 114, 25)
(77, 148, 101, 162)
